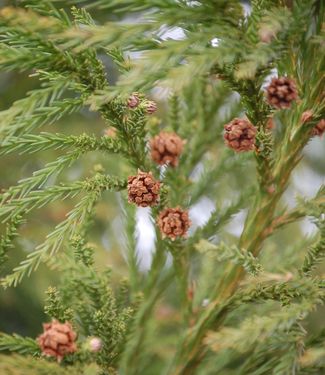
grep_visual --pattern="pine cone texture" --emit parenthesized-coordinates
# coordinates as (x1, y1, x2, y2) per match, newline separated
(37, 320, 77, 361)
(150, 132, 185, 167)
(157, 207, 191, 240)
(224, 118, 257, 152)
(128, 170, 161, 207)
(312, 119, 325, 137)
(266, 77, 298, 109)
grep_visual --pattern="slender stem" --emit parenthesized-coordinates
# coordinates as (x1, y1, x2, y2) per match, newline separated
(173, 246, 192, 325)
(120, 237, 172, 374)
(121, 269, 174, 375)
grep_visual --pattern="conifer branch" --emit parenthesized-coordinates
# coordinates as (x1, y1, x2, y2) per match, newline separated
(0, 215, 24, 268)
(44, 286, 74, 322)
(0, 333, 40, 355)
(0, 354, 80, 375)
(0, 132, 121, 156)
(1, 150, 83, 202)
(166, 6, 323, 372)
(0, 1, 323, 374)
(205, 303, 310, 354)
(301, 220, 325, 277)
(233, 278, 324, 307)
(0, 80, 67, 122)
(1, 173, 126, 287)
(263, 189, 325, 239)
(120, 200, 141, 295)
(2, 98, 84, 140)
(195, 240, 263, 276)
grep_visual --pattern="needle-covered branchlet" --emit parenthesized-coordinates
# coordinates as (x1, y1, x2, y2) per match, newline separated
(266, 77, 298, 109)
(224, 118, 257, 152)
(150, 131, 185, 167)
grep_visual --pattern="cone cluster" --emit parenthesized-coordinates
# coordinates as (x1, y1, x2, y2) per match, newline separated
(126, 92, 156, 114)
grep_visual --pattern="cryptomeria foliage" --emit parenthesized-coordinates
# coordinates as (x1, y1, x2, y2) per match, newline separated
(0, 0, 324, 374)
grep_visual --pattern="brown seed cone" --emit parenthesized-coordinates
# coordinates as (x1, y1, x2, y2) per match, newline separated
(224, 118, 257, 152)
(150, 132, 185, 167)
(266, 77, 298, 109)
(157, 207, 191, 240)
(127, 170, 161, 207)
(37, 320, 77, 361)
(311, 119, 325, 137)
(127, 92, 140, 109)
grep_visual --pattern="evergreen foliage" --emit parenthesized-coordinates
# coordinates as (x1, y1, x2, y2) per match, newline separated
(0, 0, 324, 374)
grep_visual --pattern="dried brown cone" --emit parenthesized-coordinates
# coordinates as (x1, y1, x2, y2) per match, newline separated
(224, 118, 257, 152)
(127, 170, 161, 207)
(37, 320, 77, 362)
(266, 77, 298, 109)
(157, 207, 191, 240)
(150, 132, 185, 167)
(311, 119, 325, 137)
